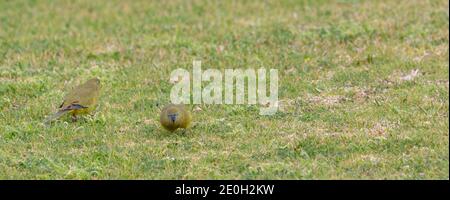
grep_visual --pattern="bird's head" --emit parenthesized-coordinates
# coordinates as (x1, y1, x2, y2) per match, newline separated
(87, 77, 101, 85)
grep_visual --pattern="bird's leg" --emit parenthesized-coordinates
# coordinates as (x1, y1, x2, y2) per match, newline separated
(71, 114, 78, 122)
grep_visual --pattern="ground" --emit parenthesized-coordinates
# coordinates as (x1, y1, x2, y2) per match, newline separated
(0, 0, 448, 179)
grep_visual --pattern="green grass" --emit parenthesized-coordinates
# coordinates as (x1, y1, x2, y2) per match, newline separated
(0, 0, 448, 179)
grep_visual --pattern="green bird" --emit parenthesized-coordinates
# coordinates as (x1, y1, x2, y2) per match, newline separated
(160, 104, 192, 132)
(45, 78, 101, 123)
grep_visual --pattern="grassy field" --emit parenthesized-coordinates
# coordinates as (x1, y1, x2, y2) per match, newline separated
(0, 0, 448, 179)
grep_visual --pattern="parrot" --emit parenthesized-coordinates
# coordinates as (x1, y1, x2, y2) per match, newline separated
(45, 78, 101, 123)
(160, 104, 192, 132)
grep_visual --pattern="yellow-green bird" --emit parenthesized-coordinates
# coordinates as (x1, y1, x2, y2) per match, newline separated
(160, 104, 192, 132)
(45, 78, 101, 123)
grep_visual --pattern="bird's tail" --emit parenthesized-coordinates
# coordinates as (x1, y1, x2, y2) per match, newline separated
(44, 110, 69, 124)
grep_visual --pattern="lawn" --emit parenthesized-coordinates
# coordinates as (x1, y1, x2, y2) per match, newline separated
(0, 0, 448, 179)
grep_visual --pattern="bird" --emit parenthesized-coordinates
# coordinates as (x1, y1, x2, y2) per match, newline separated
(160, 104, 192, 132)
(45, 78, 101, 124)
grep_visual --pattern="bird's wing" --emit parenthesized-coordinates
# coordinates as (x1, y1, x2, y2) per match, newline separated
(62, 103, 88, 111)
(45, 103, 87, 124)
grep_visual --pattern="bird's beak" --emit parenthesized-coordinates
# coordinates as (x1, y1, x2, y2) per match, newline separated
(169, 114, 177, 123)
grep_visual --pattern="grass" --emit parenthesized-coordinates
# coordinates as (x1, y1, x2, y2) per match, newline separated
(0, 0, 448, 179)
